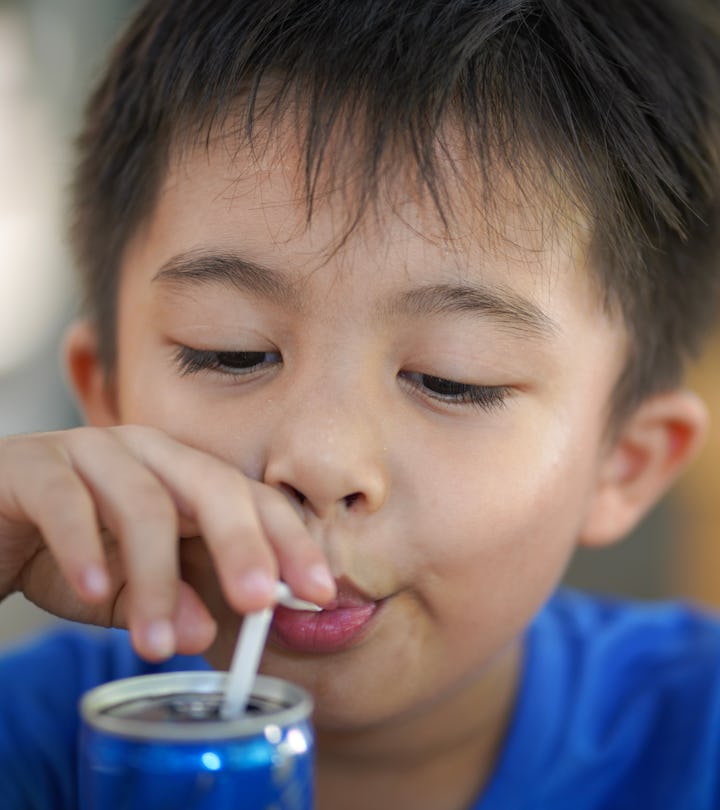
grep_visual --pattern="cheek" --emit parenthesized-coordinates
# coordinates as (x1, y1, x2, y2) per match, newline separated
(411, 414, 600, 627)
(115, 365, 249, 459)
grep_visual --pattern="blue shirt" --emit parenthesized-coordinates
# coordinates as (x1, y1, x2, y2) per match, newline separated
(2, 589, 720, 809)
(476, 590, 720, 809)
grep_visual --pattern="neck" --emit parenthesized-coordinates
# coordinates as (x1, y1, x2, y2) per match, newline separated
(315, 640, 522, 810)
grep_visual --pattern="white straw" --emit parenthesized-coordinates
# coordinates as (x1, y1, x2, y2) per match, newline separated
(221, 583, 322, 720)
(221, 606, 274, 720)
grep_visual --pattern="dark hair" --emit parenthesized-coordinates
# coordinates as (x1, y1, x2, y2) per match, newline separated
(70, 0, 720, 425)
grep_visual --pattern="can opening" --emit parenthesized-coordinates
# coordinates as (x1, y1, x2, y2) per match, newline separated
(102, 692, 286, 723)
(81, 672, 313, 740)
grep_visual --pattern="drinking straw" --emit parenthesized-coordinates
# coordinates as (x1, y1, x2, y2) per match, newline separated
(221, 582, 321, 719)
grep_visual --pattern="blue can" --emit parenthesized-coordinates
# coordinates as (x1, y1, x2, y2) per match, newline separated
(78, 671, 314, 810)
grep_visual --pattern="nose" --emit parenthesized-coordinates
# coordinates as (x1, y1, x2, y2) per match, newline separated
(262, 393, 390, 520)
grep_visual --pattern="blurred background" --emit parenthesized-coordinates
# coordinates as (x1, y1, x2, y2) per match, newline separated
(0, 0, 136, 645)
(0, 0, 718, 648)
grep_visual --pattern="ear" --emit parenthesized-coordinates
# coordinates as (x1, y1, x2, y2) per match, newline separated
(63, 320, 119, 426)
(579, 389, 708, 547)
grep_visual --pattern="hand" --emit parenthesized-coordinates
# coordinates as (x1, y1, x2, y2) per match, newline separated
(0, 426, 335, 660)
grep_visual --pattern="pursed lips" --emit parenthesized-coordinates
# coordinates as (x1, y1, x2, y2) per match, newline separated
(269, 577, 384, 654)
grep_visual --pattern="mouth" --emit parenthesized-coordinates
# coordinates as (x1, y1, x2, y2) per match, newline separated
(269, 578, 382, 654)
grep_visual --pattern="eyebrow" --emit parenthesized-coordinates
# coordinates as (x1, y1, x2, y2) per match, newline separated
(384, 283, 558, 339)
(153, 249, 558, 338)
(152, 250, 300, 307)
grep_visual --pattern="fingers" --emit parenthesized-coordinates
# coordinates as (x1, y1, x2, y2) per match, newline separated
(1, 425, 335, 663)
(1, 436, 110, 603)
(254, 488, 336, 604)
(55, 428, 183, 660)
(3, 429, 191, 660)
(110, 579, 218, 658)
(116, 427, 336, 614)
(171, 581, 218, 655)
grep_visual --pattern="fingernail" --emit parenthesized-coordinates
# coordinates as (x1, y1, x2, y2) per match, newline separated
(82, 565, 109, 599)
(145, 619, 175, 659)
(308, 564, 336, 596)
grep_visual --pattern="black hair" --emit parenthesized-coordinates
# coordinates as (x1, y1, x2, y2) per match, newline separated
(71, 0, 720, 424)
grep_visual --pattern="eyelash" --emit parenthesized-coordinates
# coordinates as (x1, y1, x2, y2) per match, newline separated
(173, 347, 510, 412)
(173, 347, 281, 376)
(399, 372, 509, 411)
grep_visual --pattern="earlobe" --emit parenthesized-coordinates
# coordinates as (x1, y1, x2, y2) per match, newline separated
(63, 320, 119, 426)
(579, 390, 708, 548)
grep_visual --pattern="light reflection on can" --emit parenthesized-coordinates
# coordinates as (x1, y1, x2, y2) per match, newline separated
(78, 671, 314, 810)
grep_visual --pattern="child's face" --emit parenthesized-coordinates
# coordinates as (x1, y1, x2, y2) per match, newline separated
(109, 134, 627, 731)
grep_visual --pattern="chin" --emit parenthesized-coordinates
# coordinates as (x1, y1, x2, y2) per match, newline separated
(258, 649, 415, 732)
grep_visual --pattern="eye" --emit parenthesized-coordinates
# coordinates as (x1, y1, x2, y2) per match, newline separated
(173, 346, 281, 377)
(400, 371, 509, 411)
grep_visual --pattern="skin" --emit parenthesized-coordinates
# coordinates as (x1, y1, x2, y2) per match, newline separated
(0, 131, 707, 810)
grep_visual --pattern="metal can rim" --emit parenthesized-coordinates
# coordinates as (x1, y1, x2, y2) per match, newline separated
(79, 671, 313, 741)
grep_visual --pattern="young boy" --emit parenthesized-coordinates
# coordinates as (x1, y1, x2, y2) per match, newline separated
(1, 1, 720, 807)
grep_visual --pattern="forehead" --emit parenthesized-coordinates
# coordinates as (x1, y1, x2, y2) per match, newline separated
(142, 127, 593, 296)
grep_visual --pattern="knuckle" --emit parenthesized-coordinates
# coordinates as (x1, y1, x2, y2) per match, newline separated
(113, 424, 165, 444)
(62, 425, 124, 460)
(123, 484, 177, 529)
(66, 424, 111, 446)
(39, 468, 89, 510)
(2, 433, 63, 467)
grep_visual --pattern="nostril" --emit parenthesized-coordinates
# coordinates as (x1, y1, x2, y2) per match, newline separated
(276, 484, 364, 512)
(279, 483, 306, 505)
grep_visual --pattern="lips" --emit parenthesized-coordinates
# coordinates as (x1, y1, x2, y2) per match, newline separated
(269, 580, 381, 654)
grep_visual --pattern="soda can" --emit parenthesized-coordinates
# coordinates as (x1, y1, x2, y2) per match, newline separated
(78, 671, 314, 810)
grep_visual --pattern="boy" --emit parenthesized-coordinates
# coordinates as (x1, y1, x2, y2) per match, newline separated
(1, 0, 720, 807)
